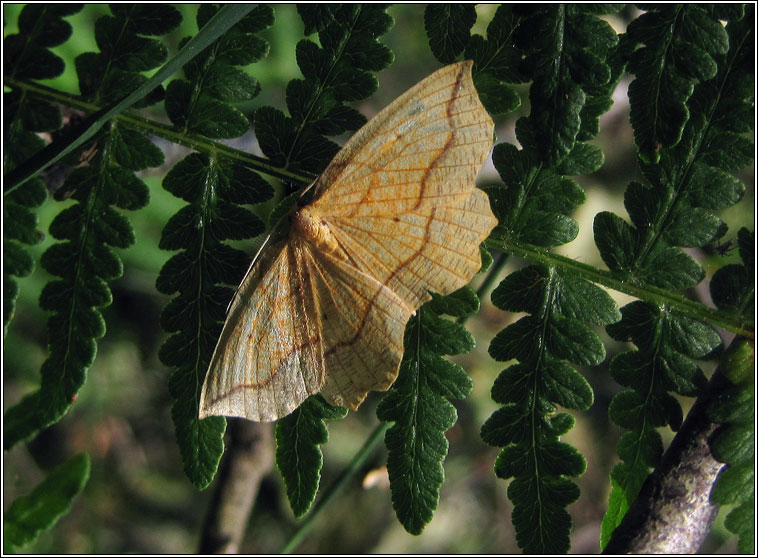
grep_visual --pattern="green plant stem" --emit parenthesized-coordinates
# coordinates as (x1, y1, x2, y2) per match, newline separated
(4, 79, 315, 186)
(487, 239, 754, 337)
(478, 252, 509, 297)
(459, 251, 510, 325)
(280, 422, 390, 554)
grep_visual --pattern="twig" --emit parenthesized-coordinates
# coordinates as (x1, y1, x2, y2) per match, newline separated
(199, 420, 274, 554)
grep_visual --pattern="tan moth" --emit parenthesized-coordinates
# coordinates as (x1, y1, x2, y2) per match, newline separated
(199, 61, 497, 421)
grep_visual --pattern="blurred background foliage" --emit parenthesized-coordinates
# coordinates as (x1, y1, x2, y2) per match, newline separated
(3, 4, 752, 554)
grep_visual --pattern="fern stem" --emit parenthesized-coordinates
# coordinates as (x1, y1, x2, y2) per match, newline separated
(280, 422, 390, 554)
(476, 251, 510, 302)
(124, 113, 314, 185)
(487, 239, 754, 337)
(3, 4, 259, 195)
(3, 79, 316, 188)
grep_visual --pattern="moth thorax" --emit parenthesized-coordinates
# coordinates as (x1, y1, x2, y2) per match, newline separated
(292, 207, 340, 255)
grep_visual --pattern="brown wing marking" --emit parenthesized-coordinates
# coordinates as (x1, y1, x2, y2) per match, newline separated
(325, 187, 497, 308)
(302, 245, 413, 410)
(309, 61, 493, 218)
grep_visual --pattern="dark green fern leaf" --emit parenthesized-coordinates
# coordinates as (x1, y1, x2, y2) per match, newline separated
(480, 5, 622, 552)
(3, 454, 90, 553)
(600, 300, 722, 545)
(711, 228, 755, 320)
(505, 444, 583, 552)
(710, 343, 754, 555)
(512, 4, 622, 166)
(485, 144, 586, 250)
(424, 4, 477, 64)
(297, 5, 341, 36)
(3, 5, 79, 80)
(3, 5, 173, 449)
(76, 5, 181, 107)
(3, 5, 80, 331)
(157, 5, 276, 488)
(465, 4, 526, 115)
(484, 266, 617, 553)
(707, 227, 754, 553)
(165, 5, 272, 138)
(254, 4, 393, 179)
(625, 5, 729, 163)
(5, 6, 255, 198)
(159, 155, 272, 487)
(377, 288, 477, 535)
(276, 396, 347, 517)
(4, 133, 155, 449)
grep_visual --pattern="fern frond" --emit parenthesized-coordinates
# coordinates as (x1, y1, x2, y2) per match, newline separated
(157, 5, 275, 488)
(465, 5, 527, 115)
(512, 4, 622, 166)
(3, 5, 80, 332)
(481, 5, 622, 552)
(255, 5, 393, 179)
(275, 396, 348, 517)
(4, 5, 172, 449)
(708, 228, 755, 554)
(377, 288, 478, 534)
(424, 5, 477, 64)
(3, 454, 90, 552)
(624, 5, 732, 163)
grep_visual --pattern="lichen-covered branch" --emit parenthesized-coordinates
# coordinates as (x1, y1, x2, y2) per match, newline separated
(603, 366, 730, 553)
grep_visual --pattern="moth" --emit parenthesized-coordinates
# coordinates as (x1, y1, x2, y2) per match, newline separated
(199, 60, 497, 421)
